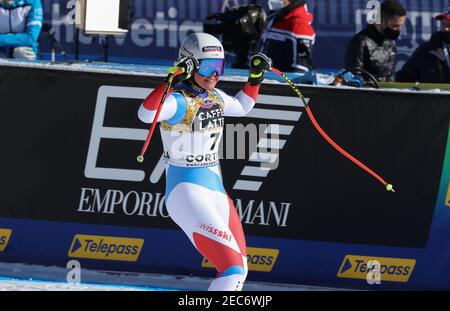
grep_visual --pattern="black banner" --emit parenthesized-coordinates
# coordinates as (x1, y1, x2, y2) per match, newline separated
(0, 64, 449, 248)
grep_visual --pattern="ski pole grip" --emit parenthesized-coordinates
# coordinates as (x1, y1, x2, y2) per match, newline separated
(173, 67, 186, 77)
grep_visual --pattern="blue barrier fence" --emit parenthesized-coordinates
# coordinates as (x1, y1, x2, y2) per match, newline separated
(40, 0, 450, 69)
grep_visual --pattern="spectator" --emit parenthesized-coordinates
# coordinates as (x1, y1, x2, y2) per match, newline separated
(396, 8, 450, 84)
(257, 0, 315, 72)
(345, 0, 406, 82)
(0, 0, 43, 60)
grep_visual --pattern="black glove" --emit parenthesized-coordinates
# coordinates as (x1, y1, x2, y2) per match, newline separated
(248, 53, 272, 86)
(165, 56, 199, 84)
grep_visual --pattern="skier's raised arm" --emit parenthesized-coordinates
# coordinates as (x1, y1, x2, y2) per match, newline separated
(220, 53, 272, 117)
(138, 57, 197, 124)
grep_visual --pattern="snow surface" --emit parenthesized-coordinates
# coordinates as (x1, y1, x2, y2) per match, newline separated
(0, 262, 342, 291)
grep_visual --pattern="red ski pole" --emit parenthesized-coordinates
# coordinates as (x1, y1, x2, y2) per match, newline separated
(270, 67, 395, 192)
(137, 68, 185, 163)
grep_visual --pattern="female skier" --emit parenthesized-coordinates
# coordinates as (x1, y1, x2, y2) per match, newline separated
(138, 32, 272, 291)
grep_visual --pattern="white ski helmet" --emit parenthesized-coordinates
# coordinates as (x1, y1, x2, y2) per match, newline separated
(179, 32, 225, 62)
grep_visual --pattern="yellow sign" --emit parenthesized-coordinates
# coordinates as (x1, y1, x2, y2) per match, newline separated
(202, 247, 279, 272)
(68, 234, 144, 262)
(0, 229, 12, 252)
(445, 182, 450, 207)
(337, 255, 416, 283)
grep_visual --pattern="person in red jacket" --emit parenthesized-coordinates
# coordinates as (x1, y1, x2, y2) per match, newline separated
(258, 0, 315, 72)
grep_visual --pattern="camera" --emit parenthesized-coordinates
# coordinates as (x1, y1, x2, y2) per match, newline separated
(204, 4, 267, 68)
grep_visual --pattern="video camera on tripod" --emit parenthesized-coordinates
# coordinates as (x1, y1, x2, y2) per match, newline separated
(204, 3, 267, 68)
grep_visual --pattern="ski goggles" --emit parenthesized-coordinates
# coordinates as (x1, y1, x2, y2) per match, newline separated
(198, 58, 225, 77)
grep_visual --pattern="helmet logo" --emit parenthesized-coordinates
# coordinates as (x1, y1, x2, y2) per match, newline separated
(202, 46, 223, 53)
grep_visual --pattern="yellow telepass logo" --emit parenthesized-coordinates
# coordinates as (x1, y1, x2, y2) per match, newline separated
(337, 255, 416, 283)
(68, 234, 144, 262)
(445, 182, 450, 207)
(0, 229, 12, 252)
(202, 247, 279, 272)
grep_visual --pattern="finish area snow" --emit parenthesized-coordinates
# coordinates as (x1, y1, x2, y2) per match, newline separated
(0, 277, 153, 291)
(0, 262, 339, 291)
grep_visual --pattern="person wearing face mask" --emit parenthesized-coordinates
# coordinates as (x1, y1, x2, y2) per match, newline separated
(396, 9, 450, 84)
(0, 0, 43, 60)
(344, 0, 406, 82)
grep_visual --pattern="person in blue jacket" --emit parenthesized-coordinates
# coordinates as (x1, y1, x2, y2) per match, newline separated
(0, 0, 43, 60)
